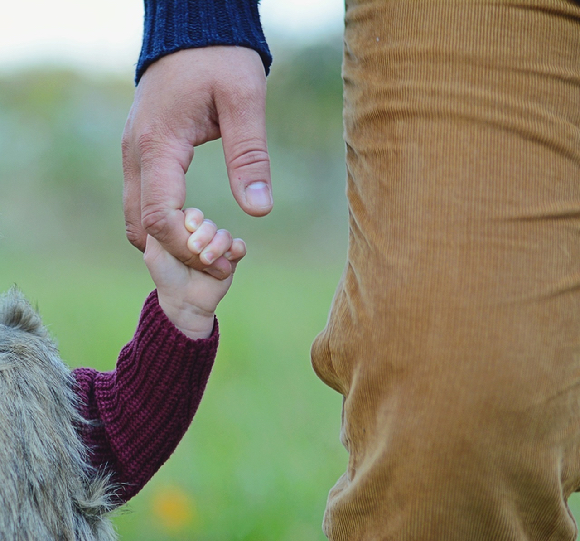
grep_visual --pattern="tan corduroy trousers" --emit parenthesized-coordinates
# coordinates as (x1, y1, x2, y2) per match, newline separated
(311, 1, 580, 539)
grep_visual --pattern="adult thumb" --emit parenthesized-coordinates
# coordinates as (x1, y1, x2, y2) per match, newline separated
(217, 71, 273, 217)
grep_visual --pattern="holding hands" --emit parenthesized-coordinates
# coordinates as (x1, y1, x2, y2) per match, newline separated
(144, 208, 246, 340)
(123, 47, 272, 280)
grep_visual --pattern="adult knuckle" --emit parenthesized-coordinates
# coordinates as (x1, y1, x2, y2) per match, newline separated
(125, 222, 145, 251)
(121, 134, 131, 159)
(122, 132, 140, 176)
(228, 144, 270, 172)
(141, 205, 171, 241)
(136, 129, 163, 157)
(237, 81, 263, 103)
(217, 73, 263, 102)
(135, 124, 176, 163)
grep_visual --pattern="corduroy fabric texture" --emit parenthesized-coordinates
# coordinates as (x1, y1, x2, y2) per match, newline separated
(311, 1, 580, 539)
(135, 0, 271, 84)
(74, 290, 218, 503)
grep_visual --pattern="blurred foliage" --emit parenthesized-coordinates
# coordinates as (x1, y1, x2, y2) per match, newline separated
(267, 39, 343, 155)
(0, 69, 134, 255)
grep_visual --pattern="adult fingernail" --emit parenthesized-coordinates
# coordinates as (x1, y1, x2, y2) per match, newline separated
(207, 268, 226, 280)
(245, 182, 272, 209)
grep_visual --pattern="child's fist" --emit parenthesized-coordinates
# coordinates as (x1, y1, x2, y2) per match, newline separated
(184, 208, 246, 269)
(144, 209, 245, 340)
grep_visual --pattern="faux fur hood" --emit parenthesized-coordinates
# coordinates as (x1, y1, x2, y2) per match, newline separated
(0, 287, 117, 540)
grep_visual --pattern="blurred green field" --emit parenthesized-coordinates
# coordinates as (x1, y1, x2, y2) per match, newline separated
(2, 36, 580, 539)
(0, 243, 348, 541)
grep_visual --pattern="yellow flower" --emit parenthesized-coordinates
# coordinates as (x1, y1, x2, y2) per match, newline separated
(152, 485, 197, 533)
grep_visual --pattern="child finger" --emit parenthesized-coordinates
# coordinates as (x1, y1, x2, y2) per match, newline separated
(184, 208, 204, 233)
(187, 219, 218, 254)
(225, 238, 246, 262)
(200, 229, 233, 265)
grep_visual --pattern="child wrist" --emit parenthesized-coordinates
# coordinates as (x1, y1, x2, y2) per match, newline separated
(157, 296, 215, 340)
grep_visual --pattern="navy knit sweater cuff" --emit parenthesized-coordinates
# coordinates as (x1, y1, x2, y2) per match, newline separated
(136, 0, 272, 84)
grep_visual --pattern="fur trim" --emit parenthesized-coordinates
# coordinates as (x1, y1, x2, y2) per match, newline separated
(0, 287, 118, 540)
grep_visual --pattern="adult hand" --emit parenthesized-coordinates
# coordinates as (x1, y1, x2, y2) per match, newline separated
(122, 46, 272, 279)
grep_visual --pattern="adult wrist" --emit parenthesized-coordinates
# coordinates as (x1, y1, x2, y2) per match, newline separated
(136, 0, 272, 84)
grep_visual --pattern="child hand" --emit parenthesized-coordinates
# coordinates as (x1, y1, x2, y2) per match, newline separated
(144, 208, 246, 340)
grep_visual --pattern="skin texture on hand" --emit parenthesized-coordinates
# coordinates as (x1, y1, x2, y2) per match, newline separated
(144, 208, 246, 340)
(123, 46, 272, 279)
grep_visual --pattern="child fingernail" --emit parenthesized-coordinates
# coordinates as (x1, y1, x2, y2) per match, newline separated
(203, 252, 215, 264)
(188, 239, 201, 253)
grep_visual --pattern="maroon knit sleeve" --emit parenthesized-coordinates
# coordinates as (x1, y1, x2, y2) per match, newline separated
(72, 290, 218, 503)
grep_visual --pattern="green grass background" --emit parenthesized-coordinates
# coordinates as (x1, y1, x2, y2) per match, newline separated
(0, 243, 347, 541)
(2, 37, 580, 539)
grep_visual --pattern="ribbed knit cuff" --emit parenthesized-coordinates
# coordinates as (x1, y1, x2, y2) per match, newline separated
(74, 290, 219, 503)
(136, 0, 272, 84)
